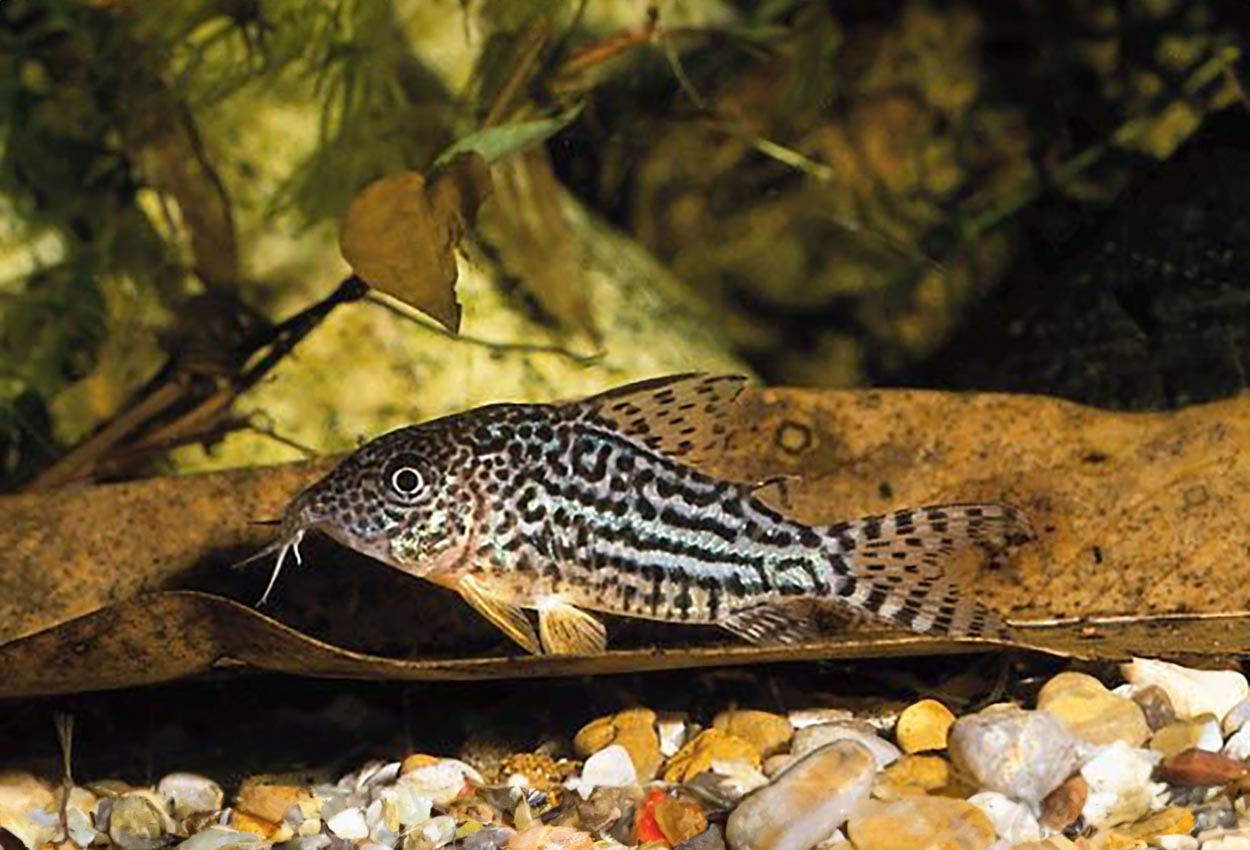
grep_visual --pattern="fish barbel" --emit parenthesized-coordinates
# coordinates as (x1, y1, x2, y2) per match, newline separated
(254, 374, 1033, 654)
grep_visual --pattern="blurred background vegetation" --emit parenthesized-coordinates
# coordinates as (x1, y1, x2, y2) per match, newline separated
(0, 0, 1247, 493)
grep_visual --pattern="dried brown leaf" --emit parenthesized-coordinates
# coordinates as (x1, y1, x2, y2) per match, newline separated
(339, 154, 494, 333)
(5, 387, 1250, 695)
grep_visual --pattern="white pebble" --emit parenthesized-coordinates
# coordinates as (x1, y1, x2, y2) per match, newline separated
(788, 708, 855, 730)
(1121, 658, 1249, 722)
(1225, 724, 1250, 760)
(417, 815, 457, 849)
(948, 704, 1080, 808)
(1224, 698, 1250, 735)
(967, 791, 1043, 843)
(1079, 742, 1165, 829)
(174, 827, 267, 850)
(326, 807, 369, 840)
(565, 744, 637, 798)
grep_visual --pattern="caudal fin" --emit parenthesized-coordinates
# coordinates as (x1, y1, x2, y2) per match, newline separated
(823, 502, 1033, 639)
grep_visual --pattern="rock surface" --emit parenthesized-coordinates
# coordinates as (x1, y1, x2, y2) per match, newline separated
(895, 700, 957, 754)
(725, 742, 875, 850)
(949, 705, 1080, 807)
(847, 797, 997, 850)
(1038, 672, 1150, 748)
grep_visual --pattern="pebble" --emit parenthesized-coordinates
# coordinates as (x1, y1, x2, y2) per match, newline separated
(1121, 660, 1249, 723)
(1120, 807, 1196, 841)
(658, 712, 692, 758)
(1151, 716, 1224, 757)
(1158, 749, 1249, 786)
(0, 770, 56, 850)
(664, 730, 760, 783)
(1079, 742, 1164, 829)
(1223, 698, 1250, 736)
(1130, 685, 1178, 732)
(949, 704, 1080, 807)
(235, 779, 311, 823)
(566, 745, 637, 798)
(507, 824, 594, 850)
(790, 722, 901, 769)
(847, 796, 997, 850)
(725, 741, 875, 850)
(788, 709, 855, 730)
(967, 791, 1043, 844)
(157, 774, 223, 821)
(175, 827, 267, 850)
(108, 791, 176, 850)
(325, 807, 370, 841)
(654, 794, 709, 845)
(1223, 723, 1250, 760)
(64, 786, 101, 847)
(574, 708, 663, 782)
(1039, 775, 1088, 832)
(872, 754, 965, 801)
(397, 758, 482, 806)
(1038, 672, 1150, 748)
(714, 711, 794, 758)
(895, 700, 957, 754)
(676, 824, 728, 850)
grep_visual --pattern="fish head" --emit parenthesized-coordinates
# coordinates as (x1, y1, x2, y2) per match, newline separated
(256, 426, 475, 602)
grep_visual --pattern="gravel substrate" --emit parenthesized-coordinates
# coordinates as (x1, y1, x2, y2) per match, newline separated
(4, 658, 1250, 850)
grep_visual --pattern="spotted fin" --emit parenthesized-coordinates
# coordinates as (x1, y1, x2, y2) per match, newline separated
(537, 602, 607, 655)
(458, 576, 541, 654)
(722, 602, 823, 646)
(573, 373, 749, 464)
(825, 502, 1033, 639)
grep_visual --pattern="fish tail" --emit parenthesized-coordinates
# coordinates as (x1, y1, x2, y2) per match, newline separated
(824, 502, 1033, 639)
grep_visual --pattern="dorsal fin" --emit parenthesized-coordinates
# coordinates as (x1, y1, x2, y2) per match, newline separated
(571, 373, 749, 464)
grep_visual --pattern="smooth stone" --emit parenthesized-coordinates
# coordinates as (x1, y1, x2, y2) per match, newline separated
(948, 704, 1080, 807)
(158, 774, 224, 820)
(109, 791, 176, 850)
(1130, 685, 1178, 732)
(1149, 715, 1223, 757)
(1120, 659, 1249, 723)
(573, 708, 662, 782)
(1223, 697, 1250, 735)
(791, 722, 901, 769)
(725, 741, 875, 850)
(714, 711, 794, 759)
(788, 709, 855, 730)
(895, 700, 957, 754)
(967, 792, 1043, 844)
(1079, 742, 1163, 829)
(655, 795, 709, 845)
(0, 770, 57, 850)
(1038, 672, 1150, 748)
(676, 824, 728, 850)
(1120, 806, 1195, 841)
(1223, 723, 1250, 759)
(1158, 749, 1248, 786)
(566, 745, 637, 798)
(872, 754, 966, 801)
(1039, 775, 1087, 832)
(847, 797, 997, 850)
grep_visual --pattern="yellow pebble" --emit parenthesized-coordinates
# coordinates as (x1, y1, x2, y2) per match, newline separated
(895, 699, 956, 753)
(662, 730, 759, 783)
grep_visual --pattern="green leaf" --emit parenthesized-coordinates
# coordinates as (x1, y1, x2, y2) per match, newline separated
(432, 104, 582, 168)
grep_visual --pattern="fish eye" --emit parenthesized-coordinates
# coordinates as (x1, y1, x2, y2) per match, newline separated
(383, 453, 425, 498)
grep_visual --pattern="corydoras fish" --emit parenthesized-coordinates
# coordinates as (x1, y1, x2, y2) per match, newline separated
(252, 374, 1032, 654)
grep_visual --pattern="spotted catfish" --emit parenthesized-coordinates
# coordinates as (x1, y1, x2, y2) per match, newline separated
(251, 374, 1033, 654)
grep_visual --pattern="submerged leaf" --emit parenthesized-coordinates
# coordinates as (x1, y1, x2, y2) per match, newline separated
(338, 153, 493, 333)
(433, 104, 583, 168)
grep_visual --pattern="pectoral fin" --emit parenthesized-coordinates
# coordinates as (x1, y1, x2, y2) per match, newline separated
(722, 602, 823, 646)
(457, 576, 541, 654)
(537, 601, 607, 655)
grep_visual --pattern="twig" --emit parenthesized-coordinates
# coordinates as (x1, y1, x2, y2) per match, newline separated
(366, 290, 602, 364)
(483, 19, 551, 127)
